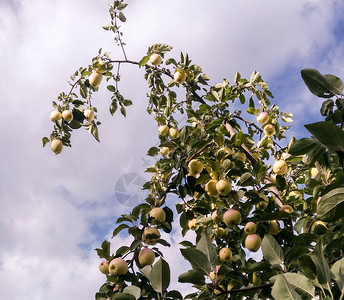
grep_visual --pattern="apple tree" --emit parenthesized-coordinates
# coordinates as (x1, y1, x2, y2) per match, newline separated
(44, 1, 344, 299)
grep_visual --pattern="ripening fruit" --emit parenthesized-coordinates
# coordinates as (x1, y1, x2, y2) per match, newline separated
(219, 247, 232, 262)
(289, 190, 303, 200)
(273, 160, 288, 175)
(188, 218, 199, 230)
(138, 248, 155, 267)
(263, 124, 276, 136)
(244, 222, 257, 234)
(109, 258, 128, 276)
(99, 260, 110, 274)
(223, 209, 242, 227)
(205, 180, 219, 196)
(215, 227, 226, 237)
(50, 139, 63, 154)
(149, 53, 162, 66)
(268, 220, 281, 235)
(216, 179, 232, 195)
(84, 109, 95, 122)
(142, 227, 161, 245)
(169, 127, 180, 139)
(160, 147, 170, 157)
(245, 234, 262, 252)
(50, 111, 62, 122)
(188, 159, 204, 176)
(158, 125, 169, 136)
(62, 110, 73, 122)
(280, 205, 293, 214)
(256, 193, 269, 210)
(211, 210, 223, 223)
(89, 71, 103, 88)
(174, 70, 186, 84)
(256, 112, 269, 124)
(149, 207, 166, 224)
(310, 167, 319, 178)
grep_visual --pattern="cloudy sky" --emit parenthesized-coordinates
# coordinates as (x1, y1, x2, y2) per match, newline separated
(1, 0, 344, 299)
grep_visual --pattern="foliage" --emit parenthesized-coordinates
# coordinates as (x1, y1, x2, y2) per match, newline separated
(45, 1, 344, 299)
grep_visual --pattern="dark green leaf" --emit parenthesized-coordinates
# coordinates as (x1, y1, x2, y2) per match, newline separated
(301, 68, 333, 98)
(196, 232, 217, 268)
(321, 99, 334, 116)
(178, 269, 205, 285)
(42, 137, 50, 147)
(112, 224, 129, 237)
(120, 106, 126, 117)
(318, 187, 344, 221)
(149, 258, 170, 294)
(118, 12, 126, 22)
(107, 85, 116, 92)
(324, 74, 344, 95)
(288, 138, 317, 156)
(331, 258, 344, 295)
(310, 241, 331, 285)
(180, 248, 211, 275)
(112, 293, 136, 300)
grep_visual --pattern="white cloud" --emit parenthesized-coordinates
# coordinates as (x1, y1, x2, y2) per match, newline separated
(1, 0, 344, 299)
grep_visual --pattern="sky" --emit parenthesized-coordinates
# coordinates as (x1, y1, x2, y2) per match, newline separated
(1, 0, 344, 299)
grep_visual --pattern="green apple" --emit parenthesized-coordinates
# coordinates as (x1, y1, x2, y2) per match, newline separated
(138, 248, 155, 267)
(89, 71, 103, 88)
(142, 227, 161, 245)
(188, 159, 204, 176)
(273, 160, 288, 175)
(244, 222, 257, 234)
(216, 179, 232, 195)
(50, 139, 63, 154)
(109, 258, 128, 276)
(219, 247, 232, 262)
(223, 209, 242, 227)
(169, 127, 180, 139)
(50, 111, 62, 122)
(149, 53, 162, 66)
(256, 112, 269, 124)
(160, 147, 170, 157)
(263, 124, 275, 136)
(174, 70, 186, 84)
(99, 260, 110, 274)
(205, 180, 219, 196)
(245, 234, 262, 252)
(62, 110, 73, 122)
(158, 125, 169, 136)
(268, 220, 281, 235)
(149, 207, 166, 224)
(84, 109, 95, 122)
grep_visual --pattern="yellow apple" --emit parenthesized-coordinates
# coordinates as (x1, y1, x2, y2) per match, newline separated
(50, 139, 63, 154)
(188, 218, 199, 230)
(244, 222, 257, 234)
(50, 111, 62, 122)
(62, 110, 73, 122)
(216, 179, 232, 195)
(268, 220, 281, 235)
(89, 70, 103, 88)
(158, 125, 169, 136)
(149, 207, 166, 224)
(223, 209, 242, 227)
(188, 159, 204, 176)
(263, 124, 275, 136)
(174, 70, 186, 84)
(219, 247, 232, 262)
(169, 127, 180, 139)
(149, 53, 162, 66)
(109, 258, 128, 276)
(160, 147, 170, 157)
(84, 109, 95, 122)
(138, 248, 155, 267)
(273, 160, 288, 175)
(245, 234, 262, 252)
(256, 112, 269, 124)
(142, 227, 161, 245)
(310, 167, 319, 178)
(99, 260, 110, 274)
(205, 180, 219, 196)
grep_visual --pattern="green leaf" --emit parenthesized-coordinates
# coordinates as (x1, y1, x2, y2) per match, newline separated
(324, 74, 344, 95)
(288, 138, 317, 156)
(149, 258, 170, 294)
(42, 137, 50, 147)
(282, 273, 315, 298)
(301, 68, 333, 98)
(298, 255, 316, 280)
(196, 232, 217, 268)
(238, 172, 256, 186)
(68, 120, 82, 129)
(317, 187, 344, 221)
(95, 292, 108, 300)
(180, 248, 211, 275)
(320, 99, 334, 116)
(147, 147, 159, 156)
(305, 121, 344, 152)
(261, 234, 284, 266)
(122, 286, 141, 300)
(107, 85, 116, 92)
(112, 224, 129, 237)
(271, 274, 302, 300)
(139, 56, 150, 68)
(118, 12, 126, 22)
(310, 241, 331, 285)
(112, 293, 136, 300)
(178, 269, 205, 285)
(331, 258, 344, 296)
(120, 106, 126, 117)
(110, 101, 118, 115)
(89, 124, 100, 142)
